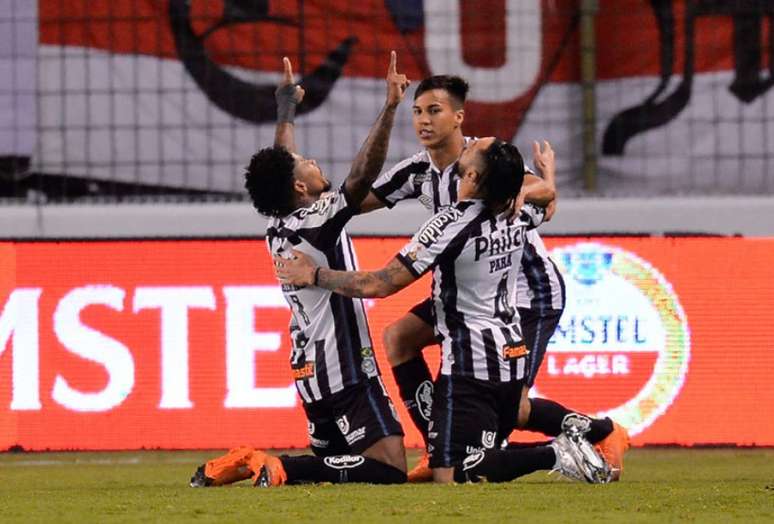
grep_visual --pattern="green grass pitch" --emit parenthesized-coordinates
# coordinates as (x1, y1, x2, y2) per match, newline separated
(1, 448, 773, 523)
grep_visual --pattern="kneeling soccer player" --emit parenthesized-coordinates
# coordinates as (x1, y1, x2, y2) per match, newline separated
(191, 52, 410, 488)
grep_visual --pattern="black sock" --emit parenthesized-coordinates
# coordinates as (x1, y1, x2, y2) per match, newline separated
(280, 455, 406, 485)
(391, 357, 433, 443)
(454, 447, 556, 483)
(526, 398, 614, 443)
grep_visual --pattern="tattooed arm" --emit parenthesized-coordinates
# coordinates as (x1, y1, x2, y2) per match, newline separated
(344, 51, 410, 206)
(275, 250, 416, 298)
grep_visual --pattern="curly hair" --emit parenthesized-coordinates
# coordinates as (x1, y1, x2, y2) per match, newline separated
(243, 145, 297, 218)
(479, 140, 525, 209)
(414, 75, 469, 109)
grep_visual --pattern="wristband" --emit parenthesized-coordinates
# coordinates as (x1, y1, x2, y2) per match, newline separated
(313, 267, 321, 286)
(275, 84, 299, 123)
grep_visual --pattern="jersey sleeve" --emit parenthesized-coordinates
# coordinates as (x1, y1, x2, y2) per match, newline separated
(293, 185, 358, 250)
(370, 155, 427, 208)
(395, 207, 466, 277)
(519, 202, 546, 230)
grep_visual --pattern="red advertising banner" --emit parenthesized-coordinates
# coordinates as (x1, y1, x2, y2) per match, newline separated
(2, 237, 774, 450)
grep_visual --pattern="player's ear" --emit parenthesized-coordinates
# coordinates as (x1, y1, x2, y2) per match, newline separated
(293, 179, 307, 195)
(454, 109, 464, 128)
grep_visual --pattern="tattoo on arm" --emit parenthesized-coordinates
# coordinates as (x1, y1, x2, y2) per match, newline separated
(317, 258, 415, 298)
(345, 104, 397, 205)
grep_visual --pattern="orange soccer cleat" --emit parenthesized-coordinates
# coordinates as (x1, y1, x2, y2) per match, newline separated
(407, 452, 433, 483)
(249, 450, 288, 487)
(594, 422, 631, 481)
(192, 446, 255, 487)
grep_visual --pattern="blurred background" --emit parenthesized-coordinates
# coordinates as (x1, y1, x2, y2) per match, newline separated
(1, 1, 773, 451)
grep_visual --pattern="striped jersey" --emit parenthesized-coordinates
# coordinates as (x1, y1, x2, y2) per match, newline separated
(517, 230, 566, 310)
(372, 141, 564, 312)
(266, 186, 380, 404)
(396, 200, 546, 382)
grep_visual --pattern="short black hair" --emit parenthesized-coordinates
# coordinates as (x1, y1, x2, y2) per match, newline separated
(243, 145, 297, 218)
(479, 140, 525, 209)
(414, 75, 469, 108)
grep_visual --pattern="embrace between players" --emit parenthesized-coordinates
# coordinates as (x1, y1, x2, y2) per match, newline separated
(190, 52, 629, 488)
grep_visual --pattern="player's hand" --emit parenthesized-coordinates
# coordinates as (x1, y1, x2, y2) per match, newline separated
(277, 56, 305, 104)
(386, 50, 410, 107)
(532, 140, 555, 179)
(273, 249, 316, 287)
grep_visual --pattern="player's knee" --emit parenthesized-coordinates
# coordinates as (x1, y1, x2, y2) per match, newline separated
(383, 322, 421, 366)
(364, 435, 407, 473)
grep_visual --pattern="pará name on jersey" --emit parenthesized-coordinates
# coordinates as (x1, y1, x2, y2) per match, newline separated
(396, 200, 545, 382)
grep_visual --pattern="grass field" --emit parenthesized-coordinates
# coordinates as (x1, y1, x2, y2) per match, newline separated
(1, 448, 773, 523)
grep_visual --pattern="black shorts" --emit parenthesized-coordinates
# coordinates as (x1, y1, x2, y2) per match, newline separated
(302, 377, 404, 457)
(408, 298, 434, 326)
(518, 307, 563, 387)
(427, 374, 525, 468)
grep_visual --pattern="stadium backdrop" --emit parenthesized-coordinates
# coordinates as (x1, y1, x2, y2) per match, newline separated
(2, 236, 773, 450)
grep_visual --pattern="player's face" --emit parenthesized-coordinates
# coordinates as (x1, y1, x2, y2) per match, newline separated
(412, 89, 464, 149)
(292, 153, 332, 196)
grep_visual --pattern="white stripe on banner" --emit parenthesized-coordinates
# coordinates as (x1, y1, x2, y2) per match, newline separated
(0, 0, 37, 157)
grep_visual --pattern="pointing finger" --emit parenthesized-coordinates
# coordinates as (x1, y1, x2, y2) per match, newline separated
(389, 50, 397, 75)
(282, 56, 294, 83)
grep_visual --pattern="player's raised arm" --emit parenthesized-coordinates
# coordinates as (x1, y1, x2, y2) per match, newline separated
(275, 249, 417, 299)
(344, 50, 410, 207)
(273, 57, 305, 153)
(509, 140, 557, 218)
(523, 140, 556, 205)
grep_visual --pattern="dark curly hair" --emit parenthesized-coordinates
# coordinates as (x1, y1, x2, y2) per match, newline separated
(414, 75, 469, 109)
(244, 145, 297, 218)
(479, 140, 525, 209)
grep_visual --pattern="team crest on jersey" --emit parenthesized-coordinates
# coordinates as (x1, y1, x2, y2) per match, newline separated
(535, 242, 691, 436)
(360, 347, 377, 376)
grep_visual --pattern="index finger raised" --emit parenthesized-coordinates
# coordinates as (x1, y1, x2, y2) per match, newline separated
(282, 56, 294, 83)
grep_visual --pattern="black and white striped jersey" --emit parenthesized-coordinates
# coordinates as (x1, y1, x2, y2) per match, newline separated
(395, 200, 546, 382)
(517, 229, 566, 311)
(266, 186, 380, 404)
(372, 140, 564, 313)
(370, 140, 473, 213)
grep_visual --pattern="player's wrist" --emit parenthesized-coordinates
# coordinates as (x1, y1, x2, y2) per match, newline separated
(312, 266, 321, 286)
(276, 84, 300, 123)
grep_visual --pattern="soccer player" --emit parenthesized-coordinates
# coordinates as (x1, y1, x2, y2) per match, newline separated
(190, 52, 410, 487)
(355, 76, 629, 480)
(276, 137, 611, 484)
